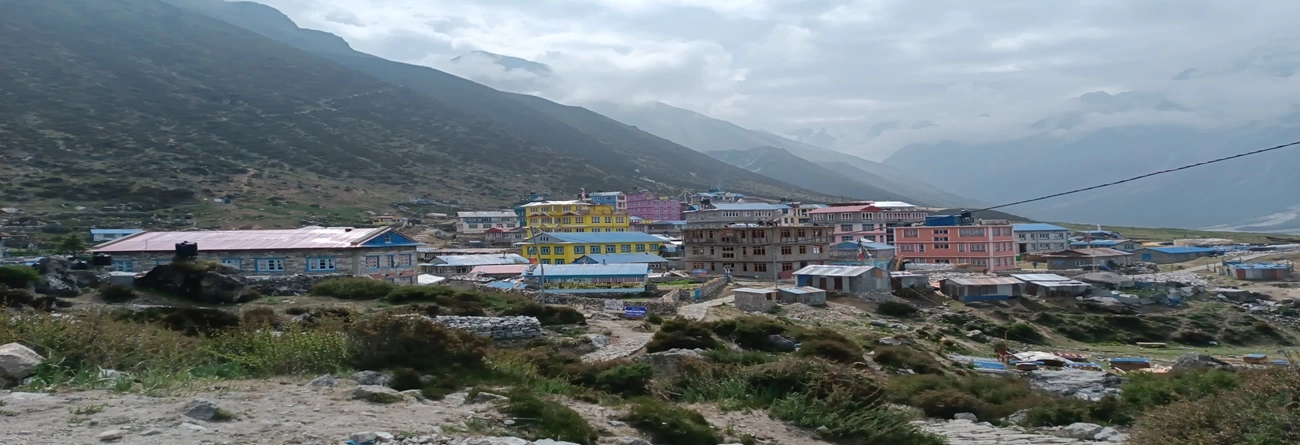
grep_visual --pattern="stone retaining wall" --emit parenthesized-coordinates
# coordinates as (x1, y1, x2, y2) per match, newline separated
(469, 283, 680, 315)
(247, 274, 350, 296)
(432, 315, 542, 340)
(690, 277, 728, 301)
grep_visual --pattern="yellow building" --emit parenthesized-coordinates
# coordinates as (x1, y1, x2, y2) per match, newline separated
(521, 200, 630, 233)
(520, 231, 664, 265)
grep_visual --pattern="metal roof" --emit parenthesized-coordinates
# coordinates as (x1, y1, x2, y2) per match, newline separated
(1109, 358, 1150, 363)
(1071, 240, 1127, 246)
(526, 231, 665, 244)
(433, 254, 529, 267)
(1225, 262, 1293, 270)
(700, 203, 791, 211)
(90, 228, 144, 235)
(779, 286, 825, 294)
(831, 241, 895, 251)
(589, 191, 624, 196)
(1035, 281, 1090, 288)
(523, 263, 649, 277)
(469, 264, 530, 275)
(577, 253, 669, 264)
(793, 265, 877, 277)
(1142, 246, 1217, 254)
(1012, 223, 1068, 232)
(733, 287, 779, 294)
(1010, 273, 1075, 282)
(945, 277, 1024, 286)
(456, 211, 516, 218)
(520, 200, 588, 207)
(91, 227, 401, 253)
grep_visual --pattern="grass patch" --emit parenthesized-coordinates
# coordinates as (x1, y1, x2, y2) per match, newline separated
(872, 346, 945, 374)
(1128, 369, 1300, 444)
(97, 284, 138, 303)
(647, 318, 720, 352)
(876, 301, 920, 318)
(623, 399, 721, 445)
(310, 277, 395, 300)
(502, 390, 598, 445)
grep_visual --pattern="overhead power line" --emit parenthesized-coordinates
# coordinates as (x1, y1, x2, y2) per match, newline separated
(973, 138, 1300, 213)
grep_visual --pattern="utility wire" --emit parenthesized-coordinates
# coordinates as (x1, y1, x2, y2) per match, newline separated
(973, 139, 1300, 212)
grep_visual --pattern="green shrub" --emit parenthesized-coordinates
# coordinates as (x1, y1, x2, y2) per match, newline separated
(503, 391, 597, 445)
(388, 368, 423, 391)
(876, 301, 919, 318)
(310, 278, 394, 300)
(1129, 369, 1300, 444)
(701, 349, 777, 366)
(240, 307, 279, 327)
(647, 318, 719, 352)
(1171, 330, 1216, 345)
(593, 363, 654, 397)
(1120, 369, 1238, 411)
(348, 313, 490, 373)
(911, 389, 985, 420)
(711, 316, 790, 351)
(1000, 322, 1046, 344)
(798, 338, 862, 363)
(624, 399, 721, 445)
(646, 314, 664, 325)
(0, 265, 41, 288)
(206, 320, 355, 376)
(97, 284, 138, 302)
(116, 307, 242, 336)
(502, 303, 587, 326)
(872, 346, 944, 374)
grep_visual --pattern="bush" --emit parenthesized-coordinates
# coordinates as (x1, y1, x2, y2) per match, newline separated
(349, 313, 490, 373)
(872, 346, 944, 374)
(1129, 369, 1300, 444)
(97, 284, 138, 302)
(0, 265, 41, 288)
(710, 316, 789, 351)
(310, 277, 394, 300)
(989, 322, 1046, 344)
(646, 318, 719, 352)
(798, 338, 862, 363)
(503, 303, 586, 326)
(1119, 369, 1238, 412)
(503, 391, 597, 445)
(646, 314, 664, 325)
(911, 389, 985, 419)
(624, 399, 721, 445)
(116, 307, 242, 336)
(876, 301, 919, 318)
(388, 368, 423, 391)
(240, 307, 279, 327)
(593, 363, 654, 397)
(1171, 329, 1216, 345)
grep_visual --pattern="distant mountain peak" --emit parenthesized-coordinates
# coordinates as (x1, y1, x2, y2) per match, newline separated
(450, 50, 554, 77)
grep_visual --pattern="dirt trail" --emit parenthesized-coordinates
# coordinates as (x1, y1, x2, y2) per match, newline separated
(581, 319, 653, 363)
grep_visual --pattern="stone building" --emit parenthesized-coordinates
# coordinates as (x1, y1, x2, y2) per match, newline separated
(90, 227, 421, 284)
(682, 223, 832, 280)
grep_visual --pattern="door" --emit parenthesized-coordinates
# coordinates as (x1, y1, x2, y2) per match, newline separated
(833, 277, 843, 291)
(819, 278, 828, 289)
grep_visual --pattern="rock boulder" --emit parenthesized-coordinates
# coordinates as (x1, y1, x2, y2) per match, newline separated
(0, 342, 45, 383)
(135, 261, 248, 304)
(1172, 353, 1235, 372)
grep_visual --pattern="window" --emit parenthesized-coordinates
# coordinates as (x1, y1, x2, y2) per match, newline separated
(839, 213, 851, 221)
(621, 244, 632, 253)
(397, 254, 412, 266)
(604, 217, 612, 223)
(755, 263, 768, 272)
(933, 237, 949, 242)
(798, 246, 807, 254)
(899, 244, 916, 252)
(840, 224, 853, 232)
(554, 259, 565, 265)
(606, 245, 616, 253)
(782, 262, 794, 271)
(972, 259, 988, 266)
(841, 236, 854, 241)
(752, 246, 766, 255)
(540, 247, 551, 255)
(722, 247, 736, 259)
(541, 259, 551, 264)
(256, 259, 286, 272)
(616, 217, 625, 223)
(971, 244, 987, 252)
(960, 228, 986, 237)
(574, 217, 584, 223)
(221, 259, 242, 269)
(112, 260, 135, 272)
(934, 244, 950, 249)
(636, 244, 646, 252)
(554, 246, 565, 255)
(307, 258, 337, 272)
(933, 229, 949, 234)
(812, 246, 821, 254)
(902, 229, 919, 238)
(591, 245, 601, 254)
(574, 246, 586, 255)
(364, 256, 380, 269)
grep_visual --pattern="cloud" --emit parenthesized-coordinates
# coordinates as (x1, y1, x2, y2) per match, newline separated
(258, 0, 1300, 159)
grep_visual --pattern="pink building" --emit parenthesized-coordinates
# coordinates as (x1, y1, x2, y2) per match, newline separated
(894, 225, 1018, 271)
(627, 191, 682, 221)
(808, 201, 927, 244)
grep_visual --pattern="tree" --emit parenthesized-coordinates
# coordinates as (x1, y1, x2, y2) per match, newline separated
(57, 235, 88, 257)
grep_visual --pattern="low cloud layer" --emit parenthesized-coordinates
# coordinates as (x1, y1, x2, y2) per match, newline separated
(260, 0, 1300, 158)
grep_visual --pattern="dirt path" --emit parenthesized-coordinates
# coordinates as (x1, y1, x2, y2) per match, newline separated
(677, 296, 734, 321)
(916, 420, 1091, 445)
(581, 319, 653, 363)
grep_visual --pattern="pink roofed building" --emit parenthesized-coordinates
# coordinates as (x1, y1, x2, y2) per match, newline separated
(894, 224, 1018, 271)
(626, 190, 682, 221)
(808, 201, 928, 244)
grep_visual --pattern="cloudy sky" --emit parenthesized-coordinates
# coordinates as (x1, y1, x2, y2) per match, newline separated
(260, 0, 1300, 159)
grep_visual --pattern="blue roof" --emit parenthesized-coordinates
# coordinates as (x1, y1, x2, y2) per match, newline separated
(1110, 358, 1150, 363)
(527, 231, 665, 244)
(1071, 240, 1127, 246)
(701, 203, 790, 211)
(831, 241, 895, 251)
(576, 253, 669, 264)
(1013, 223, 1068, 232)
(90, 229, 143, 235)
(523, 263, 649, 277)
(1143, 246, 1217, 254)
(1245, 354, 1268, 359)
(433, 254, 530, 266)
(1226, 262, 1293, 270)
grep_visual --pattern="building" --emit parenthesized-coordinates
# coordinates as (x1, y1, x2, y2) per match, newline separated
(778, 287, 827, 305)
(683, 202, 794, 226)
(89, 227, 420, 283)
(522, 263, 650, 293)
(793, 204, 827, 225)
(521, 200, 630, 233)
(941, 277, 1025, 302)
(519, 231, 664, 265)
(422, 253, 530, 275)
(894, 224, 1018, 271)
(1069, 239, 1142, 252)
(686, 190, 746, 205)
(626, 190, 683, 221)
(793, 265, 890, 293)
(1131, 246, 1218, 264)
(1073, 229, 1124, 240)
(631, 219, 686, 236)
(1038, 248, 1134, 270)
(733, 288, 779, 312)
(90, 229, 144, 242)
(468, 264, 530, 279)
(1222, 262, 1294, 281)
(588, 191, 628, 212)
(809, 201, 927, 243)
(483, 227, 526, 245)
(682, 224, 831, 280)
(370, 215, 401, 225)
(573, 253, 670, 271)
(829, 241, 896, 268)
(1012, 223, 1070, 254)
(456, 211, 519, 234)
(1010, 273, 1092, 298)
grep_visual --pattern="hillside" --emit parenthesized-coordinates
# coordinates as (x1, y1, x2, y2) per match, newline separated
(162, 0, 828, 203)
(707, 147, 903, 201)
(584, 101, 981, 207)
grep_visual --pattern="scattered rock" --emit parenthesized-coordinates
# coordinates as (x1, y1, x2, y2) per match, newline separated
(606, 420, 627, 428)
(954, 412, 978, 421)
(534, 440, 583, 445)
(400, 389, 425, 401)
(1004, 409, 1030, 425)
(140, 429, 162, 436)
(351, 385, 405, 404)
(180, 422, 208, 431)
(182, 398, 221, 421)
(1094, 427, 1128, 442)
(1027, 369, 1123, 401)
(767, 334, 797, 352)
(471, 392, 509, 404)
(0, 342, 45, 382)
(586, 334, 611, 349)
(309, 374, 340, 388)
(458, 438, 531, 445)
(97, 429, 126, 441)
(598, 438, 651, 445)
(1059, 423, 1105, 440)
(1172, 353, 1235, 372)
(98, 369, 124, 380)
(351, 370, 392, 386)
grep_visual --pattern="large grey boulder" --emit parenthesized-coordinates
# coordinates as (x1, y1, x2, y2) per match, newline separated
(1060, 423, 1105, 440)
(135, 261, 247, 304)
(1027, 369, 1124, 401)
(34, 257, 83, 297)
(636, 348, 703, 377)
(1172, 353, 1234, 372)
(351, 370, 392, 386)
(0, 342, 45, 382)
(351, 385, 405, 404)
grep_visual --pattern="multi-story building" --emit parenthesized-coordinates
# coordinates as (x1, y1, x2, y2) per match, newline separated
(626, 190, 682, 221)
(793, 204, 826, 224)
(1011, 223, 1070, 254)
(893, 223, 1018, 271)
(519, 231, 665, 265)
(683, 202, 796, 227)
(809, 201, 928, 244)
(588, 192, 628, 212)
(686, 190, 746, 205)
(521, 200, 630, 233)
(682, 224, 832, 280)
(456, 211, 519, 234)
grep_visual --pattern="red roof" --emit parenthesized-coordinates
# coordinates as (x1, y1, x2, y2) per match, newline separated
(91, 227, 398, 252)
(809, 205, 875, 214)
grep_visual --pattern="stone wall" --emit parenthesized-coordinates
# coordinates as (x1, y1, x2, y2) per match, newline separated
(469, 283, 680, 315)
(246, 273, 350, 296)
(693, 277, 728, 301)
(432, 315, 542, 340)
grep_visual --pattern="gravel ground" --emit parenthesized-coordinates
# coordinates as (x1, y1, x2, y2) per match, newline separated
(917, 420, 1089, 445)
(677, 296, 734, 321)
